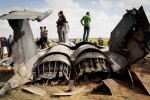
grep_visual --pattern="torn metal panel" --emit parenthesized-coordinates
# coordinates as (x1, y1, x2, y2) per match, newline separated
(109, 11, 135, 54)
(109, 6, 150, 67)
(109, 52, 129, 73)
(132, 64, 150, 95)
(102, 79, 121, 95)
(108, 6, 150, 77)
(32, 45, 72, 81)
(22, 85, 46, 96)
(53, 86, 86, 96)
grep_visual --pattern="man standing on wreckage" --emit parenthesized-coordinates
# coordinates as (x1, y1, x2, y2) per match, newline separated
(56, 11, 68, 43)
(81, 12, 91, 42)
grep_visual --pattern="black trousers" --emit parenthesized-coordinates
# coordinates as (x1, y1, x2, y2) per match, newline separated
(83, 26, 90, 41)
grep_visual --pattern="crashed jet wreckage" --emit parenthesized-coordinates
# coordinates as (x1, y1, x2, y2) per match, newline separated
(0, 6, 150, 96)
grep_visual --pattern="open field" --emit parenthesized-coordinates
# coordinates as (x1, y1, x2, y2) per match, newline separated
(76, 38, 109, 46)
(49, 38, 109, 46)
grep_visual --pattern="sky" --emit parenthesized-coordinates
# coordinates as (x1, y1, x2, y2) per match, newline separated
(0, 0, 150, 39)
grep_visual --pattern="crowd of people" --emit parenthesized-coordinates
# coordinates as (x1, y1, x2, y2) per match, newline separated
(36, 11, 91, 49)
(0, 35, 14, 59)
(0, 11, 100, 55)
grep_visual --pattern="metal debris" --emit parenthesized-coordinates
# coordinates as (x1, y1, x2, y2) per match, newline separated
(68, 80, 75, 91)
(102, 79, 121, 95)
(109, 6, 149, 73)
(53, 86, 86, 96)
(22, 85, 46, 96)
(132, 65, 150, 95)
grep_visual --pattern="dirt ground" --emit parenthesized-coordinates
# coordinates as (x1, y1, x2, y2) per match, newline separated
(0, 58, 150, 100)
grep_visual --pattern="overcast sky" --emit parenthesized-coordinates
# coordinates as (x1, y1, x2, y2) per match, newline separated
(0, 0, 150, 39)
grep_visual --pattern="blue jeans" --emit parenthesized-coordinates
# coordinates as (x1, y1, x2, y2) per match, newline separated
(83, 26, 90, 41)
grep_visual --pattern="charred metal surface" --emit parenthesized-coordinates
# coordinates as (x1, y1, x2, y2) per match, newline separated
(102, 79, 121, 95)
(132, 62, 150, 95)
(33, 55, 71, 83)
(32, 43, 111, 85)
(109, 6, 150, 73)
(72, 44, 111, 83)
(32, 45, 72, 85)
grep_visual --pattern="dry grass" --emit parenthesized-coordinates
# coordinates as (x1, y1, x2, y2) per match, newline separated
(1, 82, 150, 100)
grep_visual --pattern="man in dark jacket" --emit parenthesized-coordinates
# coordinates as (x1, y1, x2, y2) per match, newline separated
(56, 11, 67, 43)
